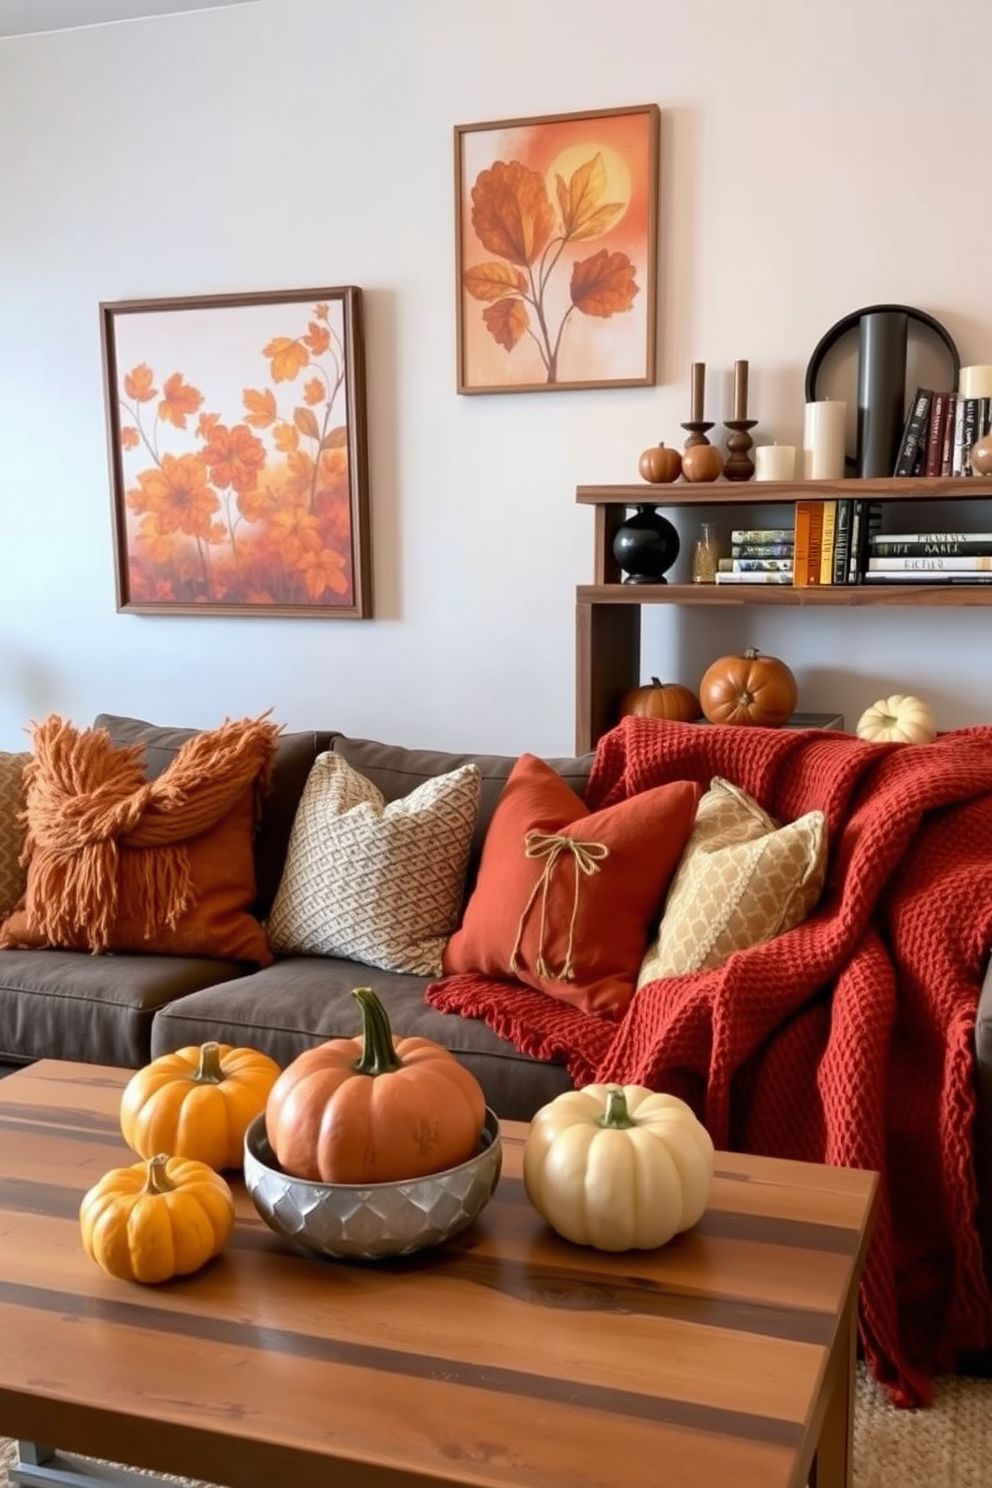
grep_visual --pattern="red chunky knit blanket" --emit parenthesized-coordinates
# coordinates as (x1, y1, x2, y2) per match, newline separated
(427, 718, 992, 1406)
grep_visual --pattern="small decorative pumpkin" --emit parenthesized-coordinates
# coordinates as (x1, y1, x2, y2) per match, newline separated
(523, 1084, 715, 1251)
(638, 443, 683, 484)
(619, 676, 700, 723)
(265, 987, 487, 1184)
(699, 646, 798, 727)
(681, 443, 725, 483)
(79, 1153, 235, 1283)
(120, 1042, 281, 1170)
(856, 694, 937, 745)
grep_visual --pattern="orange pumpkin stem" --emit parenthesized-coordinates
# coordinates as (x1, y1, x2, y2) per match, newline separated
(144, 1154, 175, 1195)
(352, 987, 405, 1076)
(195, 1042, 225, 1085)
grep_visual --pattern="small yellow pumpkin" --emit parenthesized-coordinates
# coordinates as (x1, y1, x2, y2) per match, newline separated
(120, 1042, 281, 1170)
(79, 1153, 235, 1283)
(856, 694, 937, 745)
(523, 1084, 715, 1251)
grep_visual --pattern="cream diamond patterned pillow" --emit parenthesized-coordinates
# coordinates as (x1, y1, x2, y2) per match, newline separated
(637, 777, 827, 983)
(0, 751, 30, 921)
(267, 754, 481, 975)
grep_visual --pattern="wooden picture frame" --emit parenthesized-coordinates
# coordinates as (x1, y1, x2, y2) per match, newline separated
(100, 285, 372, 617)
(455, 104, 660, 395)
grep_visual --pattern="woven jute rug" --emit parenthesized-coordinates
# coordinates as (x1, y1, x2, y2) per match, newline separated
(2, 1366, 990, 1487)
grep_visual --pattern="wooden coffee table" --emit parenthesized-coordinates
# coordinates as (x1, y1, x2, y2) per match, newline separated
(0, 1060, 877, 1488)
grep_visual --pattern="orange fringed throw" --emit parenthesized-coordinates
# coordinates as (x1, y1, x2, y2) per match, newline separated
(0, 713, 280, 957)
(427, 717, 992, 1407)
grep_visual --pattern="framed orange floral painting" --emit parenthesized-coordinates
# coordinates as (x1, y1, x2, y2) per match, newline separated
(100, 285, 372, 617)
(455, 104, 660, 394)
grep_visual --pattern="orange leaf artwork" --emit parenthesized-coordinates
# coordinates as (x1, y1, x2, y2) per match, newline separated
(456, 105, 659, 392)
(102, 286, 371, 617)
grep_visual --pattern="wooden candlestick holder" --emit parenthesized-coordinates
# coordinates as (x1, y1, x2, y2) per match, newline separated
(723, 418, 758, 481)
(681, 419, 714, 451)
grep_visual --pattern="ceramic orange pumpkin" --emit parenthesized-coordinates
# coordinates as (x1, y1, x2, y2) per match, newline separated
(265, 987, 486, 1184)
(699, 647, 798, 726)
(619, 677, 700, 723)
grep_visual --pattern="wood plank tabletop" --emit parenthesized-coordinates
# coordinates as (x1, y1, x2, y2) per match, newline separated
(0, 1060, 879, 1488)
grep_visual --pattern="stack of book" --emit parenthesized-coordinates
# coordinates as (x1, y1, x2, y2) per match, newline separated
(793, 499, 883, 586)
(716, 528, 794, 585)
(864, 531, 992, 584)
(892, 387, 992, 477)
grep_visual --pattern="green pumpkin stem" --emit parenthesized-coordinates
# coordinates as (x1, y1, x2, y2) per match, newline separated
(352, 987, 404, 1076)
(599, 1086, 637, 1130)
(195, 1041, 225, 1084)
(144, 1154, 175, 1195)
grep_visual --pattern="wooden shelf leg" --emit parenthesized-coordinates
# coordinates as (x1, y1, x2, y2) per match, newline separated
(575, 599, 641, 753)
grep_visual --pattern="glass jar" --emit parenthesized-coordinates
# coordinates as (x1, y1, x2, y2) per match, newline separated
(692, 522, 719, 584)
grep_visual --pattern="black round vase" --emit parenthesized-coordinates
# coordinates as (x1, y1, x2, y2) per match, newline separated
(612, 505, 680, 584)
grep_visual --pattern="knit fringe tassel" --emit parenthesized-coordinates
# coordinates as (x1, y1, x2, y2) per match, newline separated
(11, 713, 279, 953)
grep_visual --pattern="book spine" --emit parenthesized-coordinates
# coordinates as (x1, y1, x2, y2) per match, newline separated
(982, 397, 992, 439)
(893, 388, 932, 476)
(863, 573, 992, 584)
(714, 572, 794, 585)
(730, 528, 795, 543)
(730, 559, 794, 572)
(924, 392, 949, 477)
(793, 502, 812, 587)
(850, 500, 883, 584)
(832, 499, 853, 584)
(940, 393, 957, 476)
(819, 500, 837, 584)
(868, 555, 992, 572)
(803, 502, 824, 585)
(961, 397, 980, 476)
(870, 539, 992, 557)
(730, 542, 795, 558)
(952, 396, 968, 476)
(869, 531, 992, 543)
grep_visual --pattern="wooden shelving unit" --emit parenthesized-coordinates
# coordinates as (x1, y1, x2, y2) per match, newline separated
(575, 476, 992, 751)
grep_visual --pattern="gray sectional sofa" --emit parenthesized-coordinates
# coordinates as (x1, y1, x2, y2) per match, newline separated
(0, 715, 591, 1120)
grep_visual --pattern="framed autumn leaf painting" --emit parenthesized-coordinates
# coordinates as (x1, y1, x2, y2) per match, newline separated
(455, 104, 660, 394)
(100, 285, 372, 617)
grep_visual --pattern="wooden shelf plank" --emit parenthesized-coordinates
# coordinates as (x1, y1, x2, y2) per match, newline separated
(576, 477, 992, 507)
(577, 583, 992, 607)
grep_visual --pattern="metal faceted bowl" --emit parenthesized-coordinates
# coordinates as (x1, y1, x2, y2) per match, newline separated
(243, 1109, 502, 1260)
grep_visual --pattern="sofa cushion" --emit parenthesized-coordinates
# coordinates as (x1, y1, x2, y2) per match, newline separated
(267, 755, 480, 975)
(637, 776, 827, 982)
(150, 957, 574, 1122)
(332, 736, 594, 891)
(0, 751, 29, 920)
(1, 714, 277, 963)
(0, 947, 247, 1068)
(95, 714, 338, 917)
(443, 753, 701, 1017)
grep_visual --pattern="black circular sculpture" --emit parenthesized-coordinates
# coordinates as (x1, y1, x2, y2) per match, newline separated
(612, 506, 681, 584)
(804, 304, 960, 477)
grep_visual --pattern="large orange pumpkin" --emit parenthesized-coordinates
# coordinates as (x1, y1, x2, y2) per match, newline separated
(620, 677, 700, 723)
(265, 987, 486, 1184)
(699, 647, 798, 727)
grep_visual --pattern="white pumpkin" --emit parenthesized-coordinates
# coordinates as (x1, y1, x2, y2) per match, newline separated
(522, 1084, 715, 1251)
(856, 694, 937, 745)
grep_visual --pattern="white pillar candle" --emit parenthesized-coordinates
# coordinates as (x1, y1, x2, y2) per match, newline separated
(803, 399, 847, 480)
(959, 365, 992, 399)
(754, 444, 796, 481)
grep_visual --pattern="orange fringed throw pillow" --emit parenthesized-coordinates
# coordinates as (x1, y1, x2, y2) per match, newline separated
(442, 754, 701, 1017)
(0, 713, 280, 964)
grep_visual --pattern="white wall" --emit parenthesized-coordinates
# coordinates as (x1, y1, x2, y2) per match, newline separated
(2, 0, 991, 756)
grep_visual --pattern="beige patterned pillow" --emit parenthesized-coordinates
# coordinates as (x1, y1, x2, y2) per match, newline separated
(267, 754, 481, 975)
(0, 751, 30, 921)
(637, 777, 827, 983)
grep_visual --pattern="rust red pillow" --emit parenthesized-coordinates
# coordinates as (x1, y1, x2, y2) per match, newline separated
(442, 753, 700, 1017)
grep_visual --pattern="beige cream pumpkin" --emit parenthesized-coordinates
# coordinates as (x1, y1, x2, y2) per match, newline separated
(856, 694, 937, 745)
(523, 1084, 714, 1251)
